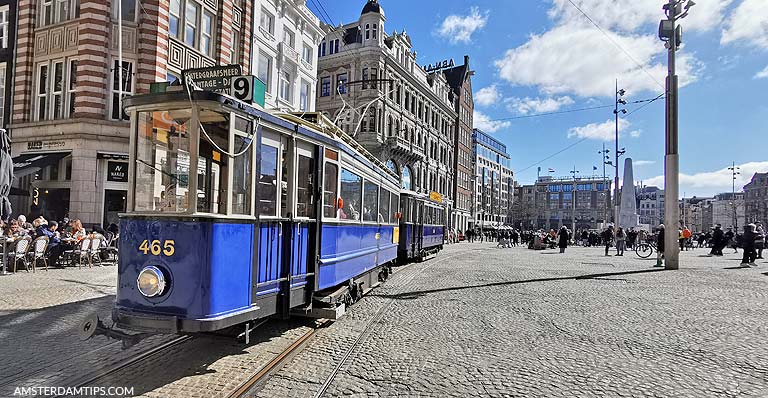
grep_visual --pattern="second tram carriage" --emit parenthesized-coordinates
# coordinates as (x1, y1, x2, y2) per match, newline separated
(81, 88, 446, 343)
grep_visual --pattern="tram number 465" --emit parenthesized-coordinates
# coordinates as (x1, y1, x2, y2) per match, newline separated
(138, 240, 175, 256)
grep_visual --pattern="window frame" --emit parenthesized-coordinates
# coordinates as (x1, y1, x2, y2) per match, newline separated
(279, 69, 292, 102)
(257, 53, 273, 94)
(259, 8, 274, 35)
(109, 59, 135, 121)
(322, 149, 340, 220)
(35, 63, 48, 121)
(0, 63, 5, 127)
(0, 6, 8, 49)
(200, 10, 214, 56)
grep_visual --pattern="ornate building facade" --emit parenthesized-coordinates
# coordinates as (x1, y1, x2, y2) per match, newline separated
(314, 0, 457, 203)
(444, 56, 473, 233)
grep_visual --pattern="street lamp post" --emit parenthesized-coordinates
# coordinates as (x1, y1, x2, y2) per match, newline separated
(728, 161, 740, 230)
(599, 144, 611, 225)
(570, 166, 579, 234)
(659, 0, 694, 270)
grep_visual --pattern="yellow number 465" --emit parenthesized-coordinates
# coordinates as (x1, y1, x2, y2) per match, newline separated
(138, 239, 175, 256)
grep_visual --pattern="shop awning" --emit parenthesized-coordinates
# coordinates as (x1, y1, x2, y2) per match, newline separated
(13, 152, 69, 178)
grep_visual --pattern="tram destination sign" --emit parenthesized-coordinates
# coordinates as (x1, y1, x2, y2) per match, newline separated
(182, 65, 243, 92)
(180, 65, 264, 105)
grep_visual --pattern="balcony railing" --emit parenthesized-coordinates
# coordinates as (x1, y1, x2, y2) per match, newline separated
(279, 42, 299, 64)
(386, 136, 425, 161)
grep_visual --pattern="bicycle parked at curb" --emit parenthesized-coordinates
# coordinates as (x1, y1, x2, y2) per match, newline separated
(635, 240, 657, 258)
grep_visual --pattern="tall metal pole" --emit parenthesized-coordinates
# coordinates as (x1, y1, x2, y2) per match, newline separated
(571, 166, 577, 233)
(663, 0, 681, 270)
(118, 0, 123, 121)
(614, 79, 620, 227)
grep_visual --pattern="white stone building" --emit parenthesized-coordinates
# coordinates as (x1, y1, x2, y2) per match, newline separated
(252, 0, 323, 112)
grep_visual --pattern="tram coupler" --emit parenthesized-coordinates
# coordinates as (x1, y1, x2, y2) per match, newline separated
(79, 314, 151, 349)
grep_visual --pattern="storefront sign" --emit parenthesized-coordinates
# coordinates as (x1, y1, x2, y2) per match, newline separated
(429, 191, 443, 203)
(107, 162, 128, 182)
(422, 59, 455, 73)
(98, 153, 129, 160)
(27, 141, 66, 151)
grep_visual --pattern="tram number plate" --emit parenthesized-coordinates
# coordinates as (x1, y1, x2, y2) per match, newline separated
(231, 76, 255, 103)
(138, 240, 175, 257)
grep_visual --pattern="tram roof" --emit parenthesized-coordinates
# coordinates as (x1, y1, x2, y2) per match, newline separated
(124, 90, 399, 185)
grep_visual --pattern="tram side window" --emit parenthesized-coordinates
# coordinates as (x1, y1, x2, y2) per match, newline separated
(391, 194, 399, 223)
(232, 134, 253, 215)
(259, 143, 279, 216)
(134, 110, 191, 213)
(296, 154, 315, 218)
(339, 168, 361, 220)
(323, 162, 338, 218)
(363, 181, 378, 222)
(197, 110, 229, 214)
(378, 189, 390, 223)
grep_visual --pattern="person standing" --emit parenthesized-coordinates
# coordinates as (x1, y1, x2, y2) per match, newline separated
(709, 224, 725, 256)
(615, 227, 626, 256)
(558, 226, 570, 254)
(741, 224, 757, 267)
(601, 225, 614, 256)
(755, 222, 765, 260)
(656, 224, 665, 267)
(725, 227, 738, 253)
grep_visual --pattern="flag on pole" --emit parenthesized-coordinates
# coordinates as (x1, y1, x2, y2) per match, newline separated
(548, 168, 555, 173)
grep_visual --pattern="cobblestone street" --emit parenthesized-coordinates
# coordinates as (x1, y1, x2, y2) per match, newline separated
(2, 244, 768, 397)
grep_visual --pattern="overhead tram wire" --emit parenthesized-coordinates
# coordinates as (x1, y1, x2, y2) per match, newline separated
(486, 96, 666, 122)
(516, 137, 590, 174)
(565, 0, 666, 91)
(309, 0, 337, 32)
(626, 93, 665, 116)
(314, 0, 337, 28)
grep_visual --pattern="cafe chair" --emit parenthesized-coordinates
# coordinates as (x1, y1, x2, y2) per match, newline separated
(10, 237, 32, 273)
(28, 236, 49, 272)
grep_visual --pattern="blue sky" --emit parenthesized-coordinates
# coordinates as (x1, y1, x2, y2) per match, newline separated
(308, 0, 768, 198)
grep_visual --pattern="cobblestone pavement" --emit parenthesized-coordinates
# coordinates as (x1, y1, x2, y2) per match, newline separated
(256, 243, 768, 397)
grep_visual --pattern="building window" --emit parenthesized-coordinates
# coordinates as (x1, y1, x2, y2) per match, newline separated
(231, 30, 241, 64)
(169, 0, 181, 37)
(51, 60, 64, 120)
(279, 70, 292, 102)
(259, 8, 274, 35)
(200, 11, 213, 55)
(0, 6, 8, 49)
(365, 23, 370, 40)
(373, 23, 377, 39)
(336, 73, 347, 94)
(36, 64, 48, 120)
(67, 59, 77, 117)
(184, 1, 198, 47)
(299, 80, 310, 111)
(320, 77, 331, 97)
(40, 0, 78, 26)
(110, 60, 133, 121)
(283, 28, 295, 47)
(302, 44, 312, 64)
(333, 39, 339, 54)
(257, 53, 272, 93)
(114, 0, 137, 22)
(320, 42, 326, 57)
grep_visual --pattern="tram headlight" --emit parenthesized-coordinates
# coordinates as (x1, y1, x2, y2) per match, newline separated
(137, 266, 166, 297)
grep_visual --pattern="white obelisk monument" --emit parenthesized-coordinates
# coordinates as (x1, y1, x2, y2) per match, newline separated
(618, 158, 639, 228)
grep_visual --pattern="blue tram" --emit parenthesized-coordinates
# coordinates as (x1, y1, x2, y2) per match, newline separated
(81, 89, 414, 343)
(397, 191, 445, 262)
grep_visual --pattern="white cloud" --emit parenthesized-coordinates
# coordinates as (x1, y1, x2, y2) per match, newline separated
(633, 160, 656, 166)
(548, 0, 732, 34)
(494, 23, 700, 98)
(474, 85, 500, 107)
(473, 110, 510, 133)
(567, 118, 641, 141)
(436, 7, 488, 44)
(506, 96, 574, 115)
(755, 65, 768, 79)
(643, 161, 768, 198)
(721, 0, 768, 49)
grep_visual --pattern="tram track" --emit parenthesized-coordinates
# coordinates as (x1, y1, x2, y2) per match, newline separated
(53, 335, 194, 397)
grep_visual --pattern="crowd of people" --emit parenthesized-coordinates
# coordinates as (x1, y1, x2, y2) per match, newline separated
(1, 214, 119, 269)
(445, 221, 767, 268)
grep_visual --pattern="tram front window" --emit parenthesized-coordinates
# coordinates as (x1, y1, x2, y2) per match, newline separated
(134, 110, 192, 212)
(197, 109, 229, 214)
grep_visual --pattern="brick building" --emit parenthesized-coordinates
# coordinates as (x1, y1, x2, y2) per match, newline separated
(9, 0, 321, 227)
(744, 172, 768, 225)
(443, 56, 473, 233)
(0, 0, 15, 130)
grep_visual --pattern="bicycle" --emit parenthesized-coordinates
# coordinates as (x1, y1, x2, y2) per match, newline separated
(635, 240, 657, 258)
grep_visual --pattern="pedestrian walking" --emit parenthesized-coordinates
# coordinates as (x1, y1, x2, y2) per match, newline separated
(709, 224, 725, 256)
(725, 227, 738, 253)
(656, 224, 665, 267)
(755, 222, 765, 260)
(558, 226, 570, 253)
(741, 223, 758, 267)
(616, 227, 626, 256)
(601, 225, 614, 256)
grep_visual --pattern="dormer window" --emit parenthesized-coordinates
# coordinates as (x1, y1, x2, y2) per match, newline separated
(365, 24, 370, 40)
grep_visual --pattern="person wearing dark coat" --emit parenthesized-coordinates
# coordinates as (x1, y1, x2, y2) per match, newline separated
(655, 224, 665, 267)
(741, 224, 758, 266)
(557, 226, 570, 253)
(709, 224, 725, 256)
(601, 226, 614, 256)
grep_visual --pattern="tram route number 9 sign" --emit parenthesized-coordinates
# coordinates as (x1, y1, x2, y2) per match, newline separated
(181, 65, 265, 106)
